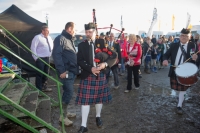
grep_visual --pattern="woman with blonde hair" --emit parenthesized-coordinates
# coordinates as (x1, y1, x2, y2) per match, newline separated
(124, 34, 142, 93)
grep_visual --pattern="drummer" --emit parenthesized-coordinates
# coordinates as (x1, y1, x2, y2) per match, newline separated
(163, 28, 198, 115)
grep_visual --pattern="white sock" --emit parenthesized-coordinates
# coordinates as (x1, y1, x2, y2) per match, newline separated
(177, 91, 186, 107)
(95, 104, 103, 117)
(81, 105, 90, 127)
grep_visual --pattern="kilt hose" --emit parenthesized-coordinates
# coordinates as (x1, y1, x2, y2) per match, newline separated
(170, 77, 189, 91)
(76, 72, 112, 105)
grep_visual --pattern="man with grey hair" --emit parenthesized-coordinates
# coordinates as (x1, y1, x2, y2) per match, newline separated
(106, 32, 121, 89)
(163, 28, 198, 115)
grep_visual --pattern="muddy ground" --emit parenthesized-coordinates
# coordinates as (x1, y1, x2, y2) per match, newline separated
(1, 66, 200, 133)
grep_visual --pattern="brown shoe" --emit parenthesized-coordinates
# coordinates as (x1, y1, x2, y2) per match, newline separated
(59, 116, 73, 126)
(67, 112, 76, 118)
(144, 69, 150, 74)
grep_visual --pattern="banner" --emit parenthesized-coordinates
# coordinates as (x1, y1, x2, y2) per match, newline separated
(186, 12, 191, 29)
(147, 8, 158, 37)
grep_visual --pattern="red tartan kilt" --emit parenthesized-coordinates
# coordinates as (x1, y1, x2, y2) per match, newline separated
(170, 77, 190, 91)
(76, 72, 112, 105)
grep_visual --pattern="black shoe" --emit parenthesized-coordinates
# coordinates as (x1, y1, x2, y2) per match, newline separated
(78, 126, 88, 133)
(176, 107, 183, 115)
(96, 117, 103, 128)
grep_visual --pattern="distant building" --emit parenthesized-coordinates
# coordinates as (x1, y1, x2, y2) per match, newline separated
(191, 25, 200, 35)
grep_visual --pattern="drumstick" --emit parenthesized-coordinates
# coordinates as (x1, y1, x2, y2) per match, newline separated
(170, 65, 179, 68)
(183, 50, 200, 63)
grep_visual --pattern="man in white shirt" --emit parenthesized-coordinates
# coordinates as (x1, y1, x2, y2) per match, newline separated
(106, 33, 121, 89)
(163, 28, 198, 115)
(31, 25, 53, 92)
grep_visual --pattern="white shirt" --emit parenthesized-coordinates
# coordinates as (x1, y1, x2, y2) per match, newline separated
(88, 40, 96, 67)
(31, 33, 53, 60)
(109, 41, 114, 47)
(175, 43, 188, 66)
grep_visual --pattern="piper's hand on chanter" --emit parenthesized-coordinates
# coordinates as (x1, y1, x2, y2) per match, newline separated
(162, 60, 168, 66)
(192, 54, 198, 61)
(91, 67, 100, 76)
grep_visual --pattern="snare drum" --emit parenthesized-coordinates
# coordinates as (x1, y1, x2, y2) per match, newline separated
(175, 62, 198, 86)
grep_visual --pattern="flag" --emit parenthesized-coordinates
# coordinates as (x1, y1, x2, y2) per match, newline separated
(147, 8, 158, 37)
(188, 24, 192, 29)
(186, 12, 191, 29)
(172, 14, 175, 30)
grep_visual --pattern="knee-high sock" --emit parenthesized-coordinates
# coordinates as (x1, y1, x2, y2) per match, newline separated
(81, 105, 90, 127)
(177, 91, 186, 107)
(95, 104, 103, 117)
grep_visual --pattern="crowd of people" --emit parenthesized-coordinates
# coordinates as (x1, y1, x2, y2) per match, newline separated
(30, 22, 200, 133)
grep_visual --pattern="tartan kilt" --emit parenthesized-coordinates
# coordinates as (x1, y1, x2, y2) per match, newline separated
(76, 72, 112, 105)
(170, 77, 190, 91)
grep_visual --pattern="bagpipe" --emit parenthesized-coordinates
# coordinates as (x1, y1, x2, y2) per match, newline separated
(92, 9, 125, 71)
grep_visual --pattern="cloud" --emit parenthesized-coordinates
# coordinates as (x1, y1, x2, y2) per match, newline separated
(25, 0, 57, 11)
(0, 0, 56, 12)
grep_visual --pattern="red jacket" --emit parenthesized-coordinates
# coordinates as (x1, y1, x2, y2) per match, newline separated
(126, 42, 142, 66)
(118, 39, 128, 58)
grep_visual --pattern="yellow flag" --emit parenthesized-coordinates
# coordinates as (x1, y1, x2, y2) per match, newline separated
(172, 14, 175, 30)
(188, 24, 192, 29)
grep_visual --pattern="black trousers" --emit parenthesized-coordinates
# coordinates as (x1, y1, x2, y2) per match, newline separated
(106, 65, 119, 86)
(35, 57, 49, 90)
(127, 65, 140, 90)
(159, 54, 163, 66)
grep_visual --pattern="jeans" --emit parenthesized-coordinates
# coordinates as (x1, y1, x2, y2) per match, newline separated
(120, 58, 126, 73)
(157, 53, 161, 61)
(35, 57, 49, 90)
(60, 72, 76, 105)
(127, 65, 140, 90)
(106, 65, 119, 86)
(144, 56, 151, 70)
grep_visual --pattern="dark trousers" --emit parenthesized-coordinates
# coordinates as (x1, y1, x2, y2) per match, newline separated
(127, 65, 140, 90)
(35, 57, 49, 90)
(144, 56, 151, 70)
(159, 54, 163, 66)
(106, 65, 119, 86)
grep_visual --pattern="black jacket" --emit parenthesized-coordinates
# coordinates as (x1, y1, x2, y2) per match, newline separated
(151, 47, 158, 59)
(110, 41, 121, 66)
(163, 42, 197, 78)
(143, 42, 151, 56)
(52, 30, 78, 75)
(77, 40, 117, 80)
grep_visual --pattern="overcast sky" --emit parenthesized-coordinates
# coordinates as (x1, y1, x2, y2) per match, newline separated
(0, 0, 200, 34)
